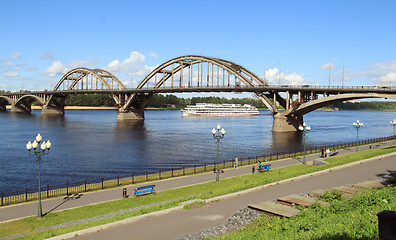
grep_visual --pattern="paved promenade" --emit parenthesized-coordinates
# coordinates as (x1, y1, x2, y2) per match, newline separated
(0, 141, 394, 238)
(70, 152, 395, 240)
(0, 151, 305, 222)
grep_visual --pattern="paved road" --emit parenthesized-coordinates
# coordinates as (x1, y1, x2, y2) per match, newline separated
(0, 141, 391, 223)
(73, 151, 396, 240)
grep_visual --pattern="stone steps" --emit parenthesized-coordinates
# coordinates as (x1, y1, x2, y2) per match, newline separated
(249, 179, 387, 218)
(248, 201, 300, 218)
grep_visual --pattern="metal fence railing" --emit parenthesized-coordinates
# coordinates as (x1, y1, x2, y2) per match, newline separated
(1, 135, 394, 207)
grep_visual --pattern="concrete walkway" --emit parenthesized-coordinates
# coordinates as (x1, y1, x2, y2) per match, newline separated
(58, 147, 396, 240)
(0, 141, 391, 223)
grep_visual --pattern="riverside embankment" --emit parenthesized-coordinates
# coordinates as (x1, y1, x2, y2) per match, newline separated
(1, 141, 395, 239)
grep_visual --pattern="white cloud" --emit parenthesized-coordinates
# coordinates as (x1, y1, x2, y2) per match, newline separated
(40, 51, 55, 60)
(283, 72, 305, 85)
(104, 51, 146, 74)
(4, 72, 19, 77)
(41, 59, 99, 77)
(128, 65, 157, 76)
(264, 68, 279, 82)
(41, 61, 68, 77)
(10, 52, 20, 61)
(367, 60, 396, 73)
(319, 62, 335, 70)
(374, 72, 396, 83)
(263, 68, 305, 85)
(149, 52, 158, 59)
(353, 59, 396, 84)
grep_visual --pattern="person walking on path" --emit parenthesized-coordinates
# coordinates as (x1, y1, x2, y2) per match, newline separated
(234, 157, 238, 168)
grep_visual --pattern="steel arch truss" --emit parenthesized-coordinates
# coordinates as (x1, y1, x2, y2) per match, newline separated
(122, 55, 276, 112)
(53, 68, 126, 91)
(290, 93, 396, 116)
(51, 68, 127, 106)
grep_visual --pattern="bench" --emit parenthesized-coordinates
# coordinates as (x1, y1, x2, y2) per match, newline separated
(329, 152, 338, 157)
(258, 164, 271, 172)
(134, 185, 155, 197)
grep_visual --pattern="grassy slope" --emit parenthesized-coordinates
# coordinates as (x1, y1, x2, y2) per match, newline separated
(1, 146, 396, 239)
(215, 185, 396, 240)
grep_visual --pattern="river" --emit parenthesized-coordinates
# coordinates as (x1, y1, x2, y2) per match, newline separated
(0, 109, 395, 193)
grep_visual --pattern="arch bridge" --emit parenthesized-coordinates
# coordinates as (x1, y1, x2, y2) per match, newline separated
(1, 55, 396, 132)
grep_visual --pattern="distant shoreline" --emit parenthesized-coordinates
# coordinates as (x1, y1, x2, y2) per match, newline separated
(5, 106, 118, 110)
(6, 106, 175, 110)
(5, 106, 396, 111)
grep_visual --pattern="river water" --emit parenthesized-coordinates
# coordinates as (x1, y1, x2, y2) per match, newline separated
(0, 109, 395, 193)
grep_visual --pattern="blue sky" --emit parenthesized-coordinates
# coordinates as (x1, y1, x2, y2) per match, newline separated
(1, 0, 396, 94)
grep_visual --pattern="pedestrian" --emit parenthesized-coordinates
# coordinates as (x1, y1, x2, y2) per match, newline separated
(326, 148, 330, 157)
(234, 157, 238, 168)
(258, 160, 262, 171)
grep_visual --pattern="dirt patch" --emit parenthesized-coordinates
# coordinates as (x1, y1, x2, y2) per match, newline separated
(189, 204, 203, 209)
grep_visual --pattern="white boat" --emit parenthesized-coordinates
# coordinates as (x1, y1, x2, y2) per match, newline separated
(181, 103, 259, 116)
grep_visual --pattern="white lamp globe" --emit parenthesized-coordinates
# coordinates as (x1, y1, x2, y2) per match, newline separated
(41, 141, 47, 150)
(26, 141, 32, 151)
(46, 140, 52, 149)
(36, 133, 42, 143)
(32, 140, 38, 149)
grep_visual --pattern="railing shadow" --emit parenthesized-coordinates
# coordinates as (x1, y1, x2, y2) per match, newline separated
(43, 193, 83, 216)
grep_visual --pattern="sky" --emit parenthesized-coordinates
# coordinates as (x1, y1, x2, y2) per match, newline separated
(1, 0, 396, 96)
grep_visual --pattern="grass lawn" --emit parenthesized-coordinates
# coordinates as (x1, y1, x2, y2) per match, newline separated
(1, 146, 395, 239)
(214, 184, 396, 240)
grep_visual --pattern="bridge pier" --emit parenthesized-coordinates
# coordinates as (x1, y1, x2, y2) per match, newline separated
(117, 108, 145, 120)
(272, 113, 303, 132)
(11, 104, 31, 113)
(41, 105, 65, 115)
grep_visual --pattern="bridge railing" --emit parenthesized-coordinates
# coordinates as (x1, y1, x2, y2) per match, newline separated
(1, 135, 395, 206)
(0, 84, 393, 97)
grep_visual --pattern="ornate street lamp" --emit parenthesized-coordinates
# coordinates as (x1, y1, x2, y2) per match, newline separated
(353, 120, 363, 152)
(390, 119, 396, 146)
(212, 124, 225, 182)
(299, 122, 311, 164)
(26, 133, 51, 218)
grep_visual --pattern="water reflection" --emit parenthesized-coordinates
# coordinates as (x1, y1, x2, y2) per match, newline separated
(271, 131, 303, 153)
(116, 120, 145, 130)
(115, 120, 147, 141)
(1, 109, 395, 193)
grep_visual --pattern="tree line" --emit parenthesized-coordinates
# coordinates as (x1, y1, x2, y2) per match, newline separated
(3, 90, 396, 110)
(329, 101, 396, 111)
(62, 94, 396, 110)
(64, 93, 267, 108)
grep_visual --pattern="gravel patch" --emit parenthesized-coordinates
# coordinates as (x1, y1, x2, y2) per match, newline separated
(176, 207, 262, 240)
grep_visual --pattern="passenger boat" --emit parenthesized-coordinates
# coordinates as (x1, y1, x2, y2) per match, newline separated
(181, 103, 259, 116)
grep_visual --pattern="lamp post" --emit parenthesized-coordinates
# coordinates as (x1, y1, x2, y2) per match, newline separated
(298, 122, 311, 164)
(390, 119, 396, 145)
(353, 120, 363, 152)
(26, 133, 51, 218)
(212, 124, 225, 182)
